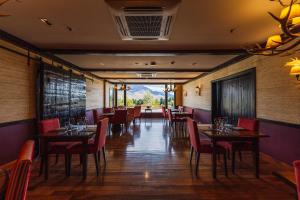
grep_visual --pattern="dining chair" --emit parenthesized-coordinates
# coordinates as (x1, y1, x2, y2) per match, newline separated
(67, 118, 109, 176)
(168, 109, 185, 137)
(187, 118, 228, 176)
(218, 117, 258, 174)
(93, 109, 105, 124)
(161, 106, 169, 123)
(110, 109, 128, 133)
(38, 118, 78, 176)
(133, 105, 142, 124)
(294, 160, 300, 200)
(103, 107, 113, 113)
(126, 108, 135, 131)
(4, 140, 34, 200)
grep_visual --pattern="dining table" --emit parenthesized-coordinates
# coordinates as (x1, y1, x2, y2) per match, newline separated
(39, 125, 97, 180)
(173, 111, 193, 118)
(197, 124, 269, 179)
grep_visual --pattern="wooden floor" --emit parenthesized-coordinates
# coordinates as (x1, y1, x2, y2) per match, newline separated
(27, 119, 297, 200)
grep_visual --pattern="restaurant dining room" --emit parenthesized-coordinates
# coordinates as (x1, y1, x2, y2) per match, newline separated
(0, 0, 300, 199)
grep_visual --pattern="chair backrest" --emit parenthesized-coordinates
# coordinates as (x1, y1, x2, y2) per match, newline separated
(127, 108, 135, 122)
(93, 118, 109, 150)
(161, 106, 166, 117)
(103, 108, 113, 113)
(39, 118, 60, 135)
(187, 118, 201, 151)
(93, 109, 100, 124)
(184, 107, 194, 115)
(5, 140, 35, 200)
(112, 109, 128, 124)
(134, 106, 141, 118)
(168, 109, 173, 121)
(294, 160, 300, 200)
(237, 118, 258, 131)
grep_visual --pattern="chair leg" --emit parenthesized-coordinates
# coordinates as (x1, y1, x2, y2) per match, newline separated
(64, 154, 69, 177)
(195, 151, 200, 175)
(55, 154, 59, 164)
(232, 150, 236, 174)
(98, 150, 101, 164)
(239, 150, 242, 161)
(189, 146, 194, 165)
(102, 147, 107, 164)
(223, 152, 228, 177)
(68, 154, 72, 176)
(93, 153, 99, 176)
(39, 155, 44, 176)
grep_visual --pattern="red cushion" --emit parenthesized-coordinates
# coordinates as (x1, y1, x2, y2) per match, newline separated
(39, 118, 60, 135)
(293, 160, 300, 200)
(237, 118, 258, 131)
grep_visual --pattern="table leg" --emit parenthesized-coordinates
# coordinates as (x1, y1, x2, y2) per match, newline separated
(212, 139, 217, 179)
(44, 139, 49, 180)
(82, 139, 88, 179)
(253, 139, 260, 178)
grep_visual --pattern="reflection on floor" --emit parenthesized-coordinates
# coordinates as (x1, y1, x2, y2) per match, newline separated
(27, 119, 296, 200)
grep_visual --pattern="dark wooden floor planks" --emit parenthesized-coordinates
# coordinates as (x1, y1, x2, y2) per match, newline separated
(27, 119, 297, 200)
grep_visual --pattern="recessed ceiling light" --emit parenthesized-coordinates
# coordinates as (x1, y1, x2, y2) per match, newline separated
(135, 62, 139, 65)
(40, 18, 52, 26)
(99, 62, 104, 66)
(171, 61, 175, 64)
(150, 61, 156, 66)
(192, 62, 197, 66)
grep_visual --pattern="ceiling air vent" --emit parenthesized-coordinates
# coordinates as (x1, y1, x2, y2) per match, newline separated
(137, 72, 157, 78)
(105, 0, 181, 41)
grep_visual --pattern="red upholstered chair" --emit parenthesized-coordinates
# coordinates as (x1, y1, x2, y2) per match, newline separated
(38, 118, 78, 176)
(218, 117, 258, 174)
(133, 106, 142, 124)
(67, 118, 109, 176)
(126, 108, 135, 131)
(110, 109, 128, 133)
(168, 109, 186, 136)
(103, 108, 113, 113)
(294, 160, 300, 200)
(4, 140, 35, 200)
(161, 106, 169, 123)
(93, 109, 104, 124)
(187, 118, 227, 176)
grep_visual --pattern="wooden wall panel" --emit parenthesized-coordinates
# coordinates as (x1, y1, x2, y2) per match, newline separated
(175, 84, 183, 106)
(183, 53, 300, 125)
(0, 42, 36, 123)
(86, 79, 104, 110)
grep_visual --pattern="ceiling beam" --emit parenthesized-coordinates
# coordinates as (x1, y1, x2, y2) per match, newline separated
(102, 77, 191, 80)
(82, 68, 209, 72)
(47, 49, 247, 56)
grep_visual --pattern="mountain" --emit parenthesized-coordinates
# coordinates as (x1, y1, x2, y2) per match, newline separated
(127, 85, 173, 100)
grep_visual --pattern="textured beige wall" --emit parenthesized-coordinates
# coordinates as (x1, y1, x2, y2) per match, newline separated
(183, 54, 300, 125)
(0, 41, 37, 123)
(86, 79, 104, 110)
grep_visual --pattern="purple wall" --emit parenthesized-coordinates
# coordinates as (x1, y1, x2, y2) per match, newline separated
(0, 119, 36, 165)
(259, 120, 300, 165)
(184, 106, 300, 165)
(184, 106, 211, 124)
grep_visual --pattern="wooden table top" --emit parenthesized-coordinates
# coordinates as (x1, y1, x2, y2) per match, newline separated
(197, 124, 269, 139)
(39, 126, 96, 139)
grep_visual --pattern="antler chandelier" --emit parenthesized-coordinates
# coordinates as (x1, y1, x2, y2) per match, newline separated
(114, 81, 131, 91)
(163, 81, 177, 92)
(247, 0, 300, 56)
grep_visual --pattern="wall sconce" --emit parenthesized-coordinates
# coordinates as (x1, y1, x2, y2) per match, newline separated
(183, 90, 187, 97)
(195, 85, 201, 96)
(285, 58, 300, 81)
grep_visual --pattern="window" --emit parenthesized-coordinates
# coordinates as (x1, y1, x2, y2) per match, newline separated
(117, 84, 125, 106)
(126, 84, 165, 112)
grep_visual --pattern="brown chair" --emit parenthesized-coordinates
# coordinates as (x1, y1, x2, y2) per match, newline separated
(294, 160, 300, 200)
(4, 140, 35, 200)
(110, 109, 128, 133)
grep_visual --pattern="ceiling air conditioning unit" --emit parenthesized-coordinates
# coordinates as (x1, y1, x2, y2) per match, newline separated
(105, 0, 181, 41)
(137, 72, 157, 78)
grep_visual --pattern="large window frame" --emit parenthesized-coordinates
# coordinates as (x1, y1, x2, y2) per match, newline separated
(112, 83, 176, 109)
